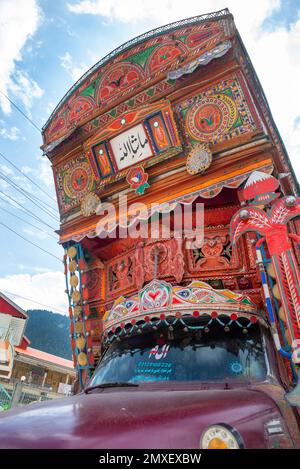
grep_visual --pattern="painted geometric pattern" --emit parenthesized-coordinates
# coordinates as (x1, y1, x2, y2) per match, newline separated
(63, 162, 273, 241)
(230, 196, 300, 343)
(43, 18, 231, 144)
(103, 279, 256, 332)
(55, 154, 96, 214)
(230, 197, 300, 246)
(176, 75, 257, 146)
(84, 101, 182, 188)
(79, 77, 175, 140)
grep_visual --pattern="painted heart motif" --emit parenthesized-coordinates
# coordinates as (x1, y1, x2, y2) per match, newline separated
(202, 243, 223, 257)
(207, 239, 217, 247)
(140, 281, 171, 311)
(148, 290, 161, 301)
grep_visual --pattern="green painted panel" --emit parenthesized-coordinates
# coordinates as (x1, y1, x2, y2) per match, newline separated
(123, 45, 157, 68)
(80, 75, 103, 98)
(146, 88, 155, 97)
(177, 35, 188, 43)
(220, 88, 233, 97)
(231, 115, 243, 129)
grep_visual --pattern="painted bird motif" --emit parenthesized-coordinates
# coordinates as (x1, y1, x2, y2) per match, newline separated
(110, 74, 125, 88)
(201, 114, 214, 126)
(131, 174, 141, 183)
(76, 175, 84, 186)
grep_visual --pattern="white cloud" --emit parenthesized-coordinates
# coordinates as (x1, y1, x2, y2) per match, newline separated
(20, 165, 34, 176)
(59, 52, 88, 82)
(0, 125, 20, 141)
(18, 265, 54, 274)
(8, 70, 44, 114)
(23, 227, 50, 240)
(33, 266, 53, 273)
(0, 178, 12, 193)
(20, 155, 56, 194)
(0, 0, 42, 113)
(0, 164, 14, 176)
(67, 0, 279, 30)
(35, 154, 55, 190)
(246, 18, 300, 178)
(46, 101, 56, 115)
(0, 156, 58, 221)
(0, 271, 68, 314)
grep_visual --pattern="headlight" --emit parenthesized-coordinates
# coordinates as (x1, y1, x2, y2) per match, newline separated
(200, 424, 244, 449)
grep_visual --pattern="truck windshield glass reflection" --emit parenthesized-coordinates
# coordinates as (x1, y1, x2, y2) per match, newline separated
(89, 323, 267, 385)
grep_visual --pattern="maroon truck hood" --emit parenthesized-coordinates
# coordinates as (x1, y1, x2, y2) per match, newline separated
(0, 385, 291, 448)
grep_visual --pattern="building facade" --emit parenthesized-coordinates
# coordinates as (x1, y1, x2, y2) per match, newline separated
(0, 292, 75, 405)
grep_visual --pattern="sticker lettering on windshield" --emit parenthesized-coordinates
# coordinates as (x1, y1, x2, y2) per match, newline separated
(134, 361, 173, 382)
(149, 344, 170, 360)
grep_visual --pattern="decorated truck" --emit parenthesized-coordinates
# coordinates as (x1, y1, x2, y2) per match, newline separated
(0, 9, 300, 449)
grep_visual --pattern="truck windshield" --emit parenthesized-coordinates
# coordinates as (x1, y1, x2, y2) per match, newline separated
(89, 322, 267, 386)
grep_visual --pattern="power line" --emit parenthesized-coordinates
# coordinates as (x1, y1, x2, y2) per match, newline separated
(0, 151, 57, 203)
(0, 90, 41, 132)
(0, 172, 59, 219)
(0, 220, 61, 261)
(0, 170, 59, 221)
(19, 185, 58, 215)
(0, 190, 56, 230)
(0, 206, 57, 239)
(0, 167, 58, 214)
(0, 289, 67, 314)
(0, 189, 56, 230)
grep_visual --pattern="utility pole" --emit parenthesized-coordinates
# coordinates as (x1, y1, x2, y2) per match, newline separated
(10, 376, 26, 408)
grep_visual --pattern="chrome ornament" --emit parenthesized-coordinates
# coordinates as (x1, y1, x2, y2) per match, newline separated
(80, 192, 101, 217)
(186, 143, 212, 175)
(285, 196, 296, 207)
(239, 209, 250, 220)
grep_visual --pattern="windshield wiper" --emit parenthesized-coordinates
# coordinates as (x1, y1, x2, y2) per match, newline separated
(84, 382, 139, 394)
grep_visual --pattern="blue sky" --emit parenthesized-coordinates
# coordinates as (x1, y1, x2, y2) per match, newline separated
(0, 0, 299, 313)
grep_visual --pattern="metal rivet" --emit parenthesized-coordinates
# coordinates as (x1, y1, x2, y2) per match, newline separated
(285, 196, 296, 207)
(240, 209, 250, 220)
